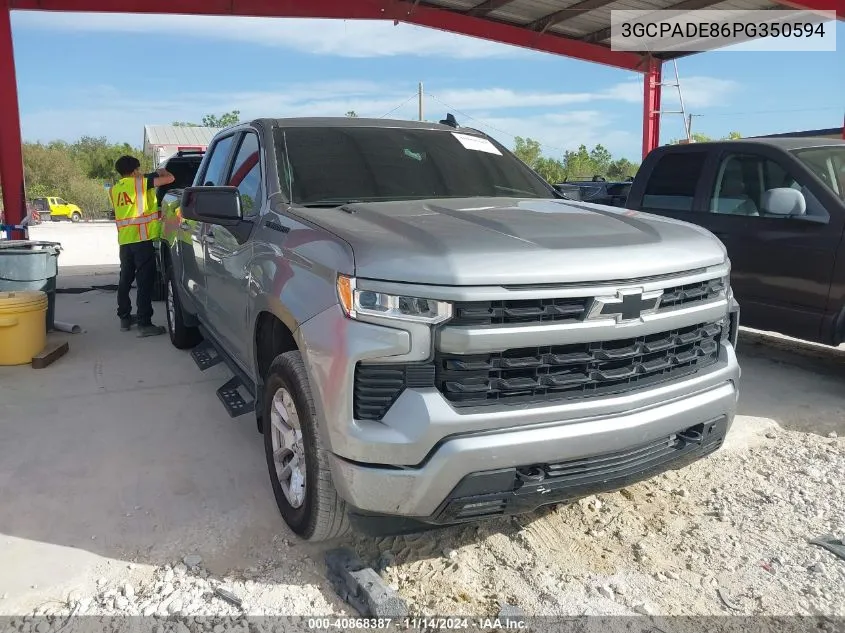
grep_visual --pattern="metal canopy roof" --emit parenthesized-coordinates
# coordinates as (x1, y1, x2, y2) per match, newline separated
(8, 0, 841, 72)
(419, 0, 838, 62)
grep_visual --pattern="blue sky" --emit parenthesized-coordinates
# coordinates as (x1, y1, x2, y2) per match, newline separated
(9, 10, 845, 161)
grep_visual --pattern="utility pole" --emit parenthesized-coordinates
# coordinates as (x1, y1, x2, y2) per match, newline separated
(418, 82, 424, 122)
(687, 113, 702, 141)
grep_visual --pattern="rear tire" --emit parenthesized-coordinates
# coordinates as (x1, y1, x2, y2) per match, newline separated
(165, 269, 202, 349)
(262, 351, 349, 541)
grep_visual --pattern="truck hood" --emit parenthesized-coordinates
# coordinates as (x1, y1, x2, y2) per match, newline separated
(291, 197, 727, 286)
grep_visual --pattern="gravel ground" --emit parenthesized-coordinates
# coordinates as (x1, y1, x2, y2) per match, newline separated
(7, 425, 842, 625)
(3, 226, 843, 624)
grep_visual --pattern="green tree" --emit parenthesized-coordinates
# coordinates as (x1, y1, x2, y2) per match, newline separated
(513, 137, 542, 169)
(202, 110, 240, 127)
(607, 158, 638, 181)
(346, 110, 359, 118)
(534, 157, 566, 184)
(589, 144, 612, 175)
(20, 136, 151, 219)
(669, 131, 743, 144)
(562, 145, 594, 180)
(173, 110, 241, 128)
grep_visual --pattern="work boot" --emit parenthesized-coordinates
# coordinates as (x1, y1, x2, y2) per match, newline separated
(137, 323, 166, 338)
(119, 315, 139, 331)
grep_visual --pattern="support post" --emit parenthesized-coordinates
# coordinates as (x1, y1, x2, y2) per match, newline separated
(418, 82, 424, 122)
(642, 58, 662, 159)
(0, 4, 26, 240)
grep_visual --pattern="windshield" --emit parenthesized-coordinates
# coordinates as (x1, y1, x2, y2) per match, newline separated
(791, 146, 845, 202)
(273, 126, 553, 205)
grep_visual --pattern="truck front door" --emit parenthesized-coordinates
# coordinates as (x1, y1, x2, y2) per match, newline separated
(183, 133, 238, 327)
(204, 130, 262, 367)
(699, 148, 842, 342)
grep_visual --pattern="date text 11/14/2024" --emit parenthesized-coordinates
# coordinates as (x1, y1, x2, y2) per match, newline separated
(307, 618, 528, 630)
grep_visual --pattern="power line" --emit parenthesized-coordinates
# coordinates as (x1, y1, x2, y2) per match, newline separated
(695, 106, 842, 117)
(377, 93, 420, 119)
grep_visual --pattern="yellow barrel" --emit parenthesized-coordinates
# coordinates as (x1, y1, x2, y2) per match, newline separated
(0, 290, 48, 366)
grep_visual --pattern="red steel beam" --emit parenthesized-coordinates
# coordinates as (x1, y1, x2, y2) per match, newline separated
(642, 58, 662, 159)
(9, 0, 645, 70)
(0, 4, 26, 239)
(774, 0, 845, 20)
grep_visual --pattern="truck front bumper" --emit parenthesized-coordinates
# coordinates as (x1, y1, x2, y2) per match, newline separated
(328, 368, 737, 529)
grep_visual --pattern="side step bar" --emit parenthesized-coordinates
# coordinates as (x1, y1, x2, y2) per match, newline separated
(190, 337, 256, 419)
(217, 376, 254, 418)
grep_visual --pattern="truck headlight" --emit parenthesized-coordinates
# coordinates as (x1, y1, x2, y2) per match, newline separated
(337, 275, 452, 324)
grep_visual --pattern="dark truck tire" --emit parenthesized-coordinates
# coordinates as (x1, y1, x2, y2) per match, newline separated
(165, 269, 202, 349)
(262, 351, 349, 541)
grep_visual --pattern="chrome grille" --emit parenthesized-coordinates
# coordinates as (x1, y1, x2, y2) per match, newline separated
(435, 321, 723, 407)
(448, 277, 724, 327)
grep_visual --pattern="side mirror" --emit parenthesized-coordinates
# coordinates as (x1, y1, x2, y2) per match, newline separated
(181, 186, 242, 225)
(761, 188, 806, 217)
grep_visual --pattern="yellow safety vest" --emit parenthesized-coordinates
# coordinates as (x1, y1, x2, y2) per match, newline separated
(161, 198, 193, 247)
(110, 176, 161, 245)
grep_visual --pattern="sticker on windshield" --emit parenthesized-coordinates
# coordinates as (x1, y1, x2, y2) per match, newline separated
(452, 132, 502, 155)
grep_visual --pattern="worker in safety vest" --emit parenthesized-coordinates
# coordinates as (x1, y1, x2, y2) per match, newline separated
(111, 155, 175, 336)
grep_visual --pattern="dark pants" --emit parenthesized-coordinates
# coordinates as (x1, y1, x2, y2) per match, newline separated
(118, 240, 156, 324)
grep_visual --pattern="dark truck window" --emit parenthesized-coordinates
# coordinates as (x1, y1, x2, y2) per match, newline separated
(642, 151, 707, 211)
(202, 135, 236, 186)
(274, 126, 552, 205)
(710, 152, 827, 219)
(792, 146, 845, 202)
(227, 132, 262, 216)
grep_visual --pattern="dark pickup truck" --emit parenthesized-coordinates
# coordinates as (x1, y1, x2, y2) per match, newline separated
(626, 138, 845, 347)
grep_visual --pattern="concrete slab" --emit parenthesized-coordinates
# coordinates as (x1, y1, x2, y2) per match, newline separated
(0, 287, 326, 613)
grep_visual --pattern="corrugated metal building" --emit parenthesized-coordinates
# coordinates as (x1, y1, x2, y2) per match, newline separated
(143, 125, 222, 166)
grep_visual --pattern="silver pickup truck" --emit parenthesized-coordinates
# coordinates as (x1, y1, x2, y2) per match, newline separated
(161, 117, 741, 541)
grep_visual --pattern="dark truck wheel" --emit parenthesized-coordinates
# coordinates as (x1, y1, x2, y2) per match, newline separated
(165, 269, 201, 349)
(262, 351, 349, 541)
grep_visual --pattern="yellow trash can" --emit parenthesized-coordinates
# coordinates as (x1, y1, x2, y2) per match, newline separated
(0, 290, 48, 366)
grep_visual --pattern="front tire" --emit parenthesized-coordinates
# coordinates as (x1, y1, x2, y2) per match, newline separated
(165, 269, 202, 349)
(263, 351, 349, 541)
(71, 212, 81, 223)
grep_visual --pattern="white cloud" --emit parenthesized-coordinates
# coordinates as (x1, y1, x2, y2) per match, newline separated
(602, 75, 739, 108)
(11, 11, 528, 59)
(19, 73, 737, 160)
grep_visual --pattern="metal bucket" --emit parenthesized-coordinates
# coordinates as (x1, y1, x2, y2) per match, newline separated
(0, 241, 62, 332)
